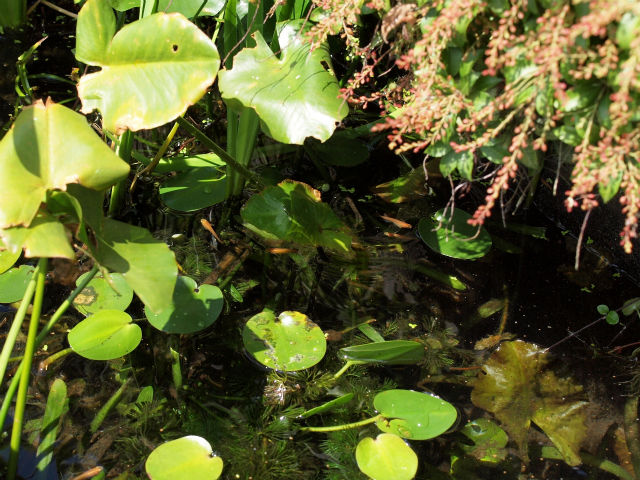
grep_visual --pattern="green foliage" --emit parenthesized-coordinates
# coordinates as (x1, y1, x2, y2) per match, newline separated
(144, 276, 223, 334)
(76, 0, 220, 133)
(243, 309, 327, 371)
(73, 271, 133, 316)
(355, 433, 418, 480)
(68, 310, 142, 360)
(418, 208, 492, 260)
(219, 20, 348, 144)
(0, 265, 34, 303)
(340, 340, 425, 365)
(241, 180, 353, 252)
(34, 379, 67, 480)
(145, 436, 223, 480)
(459, 418, 509, 463)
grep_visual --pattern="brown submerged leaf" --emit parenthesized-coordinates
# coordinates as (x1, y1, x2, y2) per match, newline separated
(471, 340, 588, 466)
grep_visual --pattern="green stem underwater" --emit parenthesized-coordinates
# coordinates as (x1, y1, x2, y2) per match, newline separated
(300, 414, 382, 433)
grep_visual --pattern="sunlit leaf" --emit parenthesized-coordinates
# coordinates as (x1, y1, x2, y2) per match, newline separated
(141, 0, 226, 18)
(72, 271, 133, 316)
(0, 99, 129, 228)
(243, 310, 327, 371)
(241, 180, 352, 252)
(471, 340, 588, 465)
(1, 211, 75, 259)
(68, 310, 142, 360)
(374, 389, 457, 440)
(92, 219, 177, 313)
(356, 433, 418, 480)
(145, 436, 223, 480)
(0, 265, 35, 303)
(76, 0, 220, 133)
(219, 20, 347, 144)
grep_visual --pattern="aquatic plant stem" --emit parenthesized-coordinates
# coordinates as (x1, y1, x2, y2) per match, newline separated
(170, 346, 182, 391)
(300, 414, 382, 433)
(38, 347, 74, 373)
(7, 257, 47, 480)
(624, 396, 640, 478)
(541, 446, 634, 480)
(130, 120, 180, 192)
(0, 265, 39, 388)
(333, 360, 359, 380)
(0, 266, 98, 433)
(108, 130, 133, 217)
(90, 378, 131, 434)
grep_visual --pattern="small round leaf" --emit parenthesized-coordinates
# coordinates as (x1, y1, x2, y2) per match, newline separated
(596, 304, 609, 315)
(0, 265, 35, 303)
(145, 436, 223, 480)
(73, 271, 133, 316)
(355, 433, 418, 480)
(606, 310, 620, 325)
(418, 208, 492, 260)
(144, 276, 224, 334)
(243, 310, 327, 371)
(68, 310, 141, 360)
(374, 389, 457, 440)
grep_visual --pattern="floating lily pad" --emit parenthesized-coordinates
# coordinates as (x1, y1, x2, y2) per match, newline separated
(144, 276, 223, 334)
(355, 433, 418, 480)
(243, 310, 327, 371)
(241, 180, 352, 252)
(374, 389, 457, 440)
(460, 418, 509, 463)
(68, 310, 142, 360)
(418, 208, 492, 260)
(471, 340, 588, 465)
(73, 271, 133, 316)
(145, 436, 223, 480)
(219, 20, 347, 144)
(0, 265, 35, 303)
(340, 340, 424, 365)
(159, 166, 227, 212)
(76, 0, 220, 133)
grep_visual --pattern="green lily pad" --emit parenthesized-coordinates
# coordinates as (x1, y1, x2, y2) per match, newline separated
(241, 180, 352, 252)
(374, 389, 457, 440)
(145, 436, 223, 480)
(141, 0, 226, 17)
(299, 393, 354, 418)
(76, 0, 220, 133)
(68, 310, 142, 360)
(418, 208, 492, 260)
(218, 20, 347, 144)
(159, 166, 227, 212)
(243, 310, 327, 371)
(340, 340, 424, 365)
(144, 276, 224, 334)
(471, 340, 588, 465)
(460, 418, 509, 463)
(355, 433, 418, 480)
(91, 218, 177, 314)
(0, 265, 35, 303)
(0, 99, 129, 229)
(73, 271, 133, 316)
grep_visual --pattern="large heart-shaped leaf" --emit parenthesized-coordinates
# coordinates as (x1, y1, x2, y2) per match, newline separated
(356, 433, 418, 480)
(418, 208, 492, 260)
(92, 219, 177, 313)
(76, 0, 220, 133)
(374, 389, 457, 440)
(243, 310, 327, 371)
(159, 163, 227, 212)
(144, 276, 224, 333)
(0, 99, 129, 228)
(241, 180, 352, 252)
(145, 436, 223, 480)
(471, 340, 588, 465)
(68, 310, 142, 360)
(218, 20, 348, 144)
